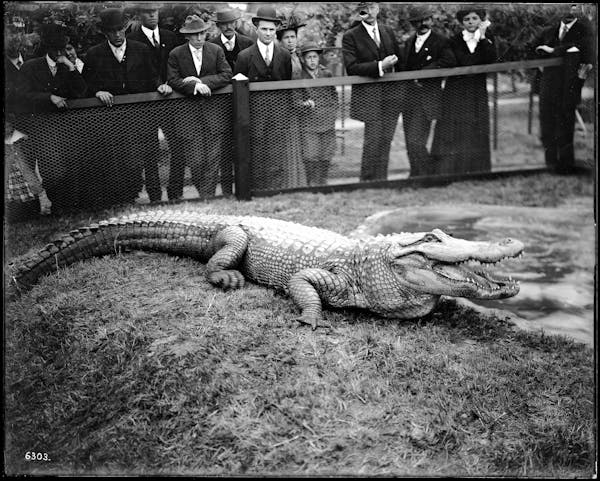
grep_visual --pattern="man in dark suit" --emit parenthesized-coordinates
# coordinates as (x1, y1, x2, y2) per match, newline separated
(234, 5, 293, 191)
(401, 6, 455, 177)
(83, 8, 172, 206)
(19, 24, 88, 214)
(4, 30, 27, 118)
(209, 7, 254, 196)
(342, 1, 403, 182)
(127, 3, 181, 202)
(533, 4, 594, 174)
(166, 15, 232, 199)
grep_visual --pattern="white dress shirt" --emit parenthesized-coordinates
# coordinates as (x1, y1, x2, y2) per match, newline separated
(109, 40, 127, 62)
(462, 28, 482, 54)
(221, 33, 236, 51)
(362, 21, 385, 77)
(142, 25, 161, 47)
(415, 29, 432, 53)
(46, 54, 58, 75)
(559, 18, 577, 40)
(257, 39, 273, 65)
(188, 43, 203, 75)
(74, 58, 84, 74)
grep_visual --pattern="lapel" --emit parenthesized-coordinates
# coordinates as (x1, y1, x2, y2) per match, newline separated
(182, 44, 199, 75)
(358, 23, 379, 58)
(199, 44, 214, 76)
(253, 43, 269, 71)
(34, 57, 53, 85)
(417, 31, 435, 60)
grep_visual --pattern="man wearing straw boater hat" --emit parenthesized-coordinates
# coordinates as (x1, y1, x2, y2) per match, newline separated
(166, 14, 232, 200)
(210, 7, 253, 71)
(342, 2, 403, 182)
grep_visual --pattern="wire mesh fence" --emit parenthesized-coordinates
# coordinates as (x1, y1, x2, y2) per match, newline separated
(5, 57, 594, 219)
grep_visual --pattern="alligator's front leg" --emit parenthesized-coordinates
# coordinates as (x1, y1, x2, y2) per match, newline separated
(206, 226, 248, 290)
(288, 268, 350, 330)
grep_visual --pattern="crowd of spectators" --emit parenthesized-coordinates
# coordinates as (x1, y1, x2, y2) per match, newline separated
(4, 2, 595, 221)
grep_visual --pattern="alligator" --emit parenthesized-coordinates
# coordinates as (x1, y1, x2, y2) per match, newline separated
(6, 211, 524, 329)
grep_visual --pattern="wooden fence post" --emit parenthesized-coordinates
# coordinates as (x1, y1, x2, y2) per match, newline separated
(232, 78, 252, 201)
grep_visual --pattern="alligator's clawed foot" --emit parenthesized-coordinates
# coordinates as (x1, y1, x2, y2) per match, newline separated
(294, 315, 332, 331)
(208, 270, 245, 290)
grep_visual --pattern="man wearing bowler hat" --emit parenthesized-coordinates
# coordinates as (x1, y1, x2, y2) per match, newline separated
(19, 23, 88, 213)
(167, 15, 232, 200)
(342, 1, 403, 182)
(401, 5, 455, 177)
(234, 6, 294, 192)
(83, 8, 170, 206)
(210, 7, 254, 196)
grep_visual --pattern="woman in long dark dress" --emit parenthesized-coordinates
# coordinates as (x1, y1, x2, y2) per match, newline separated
(431, 7, 498, 175)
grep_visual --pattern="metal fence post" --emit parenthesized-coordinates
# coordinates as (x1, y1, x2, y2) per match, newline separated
(232, 78, 252, 201)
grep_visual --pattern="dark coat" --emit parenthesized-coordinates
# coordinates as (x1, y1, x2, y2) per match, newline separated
(432, 32, 498, 174)
(19, 57, 88, 113)
(401, 30, 456, 120)
(342, 22, 403, 121)
(127, 27, 181, 83)
(209, 32, 254, 71)
(83, 39, 160, 95)
(167, 42, 232, 95)
(233, 43, 292, 81)
(296, 67, 338, 132)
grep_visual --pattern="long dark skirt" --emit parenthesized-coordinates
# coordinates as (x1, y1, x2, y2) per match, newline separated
(431, 73, 491, 175)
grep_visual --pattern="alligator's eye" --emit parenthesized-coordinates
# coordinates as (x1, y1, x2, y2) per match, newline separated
(422, 233, 441, 243)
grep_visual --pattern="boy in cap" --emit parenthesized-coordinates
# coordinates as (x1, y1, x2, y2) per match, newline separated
(166, 15, 232, 199)
(401, 6, 455, 177)
(342, 1, 403, 182)
(296, 43, 338, 185)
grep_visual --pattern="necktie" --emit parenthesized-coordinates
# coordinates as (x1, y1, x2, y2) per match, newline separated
(16, 59, 22, 69)
(373, 27, 381, 48)
(264, 45, 271, 66)
(194, 48, 202, 74)
(225, 40, 233, 51)
(559, 24, 568, 41)
(50, 64, 57, 76)
(152, 31, 159, 48)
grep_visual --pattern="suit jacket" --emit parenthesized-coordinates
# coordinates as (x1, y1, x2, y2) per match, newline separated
(83, 39, 160, 96)
(401, 30, 456, 120)
(342, 22, 403, 121)
(167, 42, 232, 95)
(19, 56, 88, 113)
(533, 17, 594, 109)
(233, 43, 292, 81)
(127, 27, 180, 83)
(210, 32, 254, 71)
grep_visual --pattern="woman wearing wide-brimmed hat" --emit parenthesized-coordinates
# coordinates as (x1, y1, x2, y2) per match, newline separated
(431, 6, 497, 175)
(276, 13, 306, 79)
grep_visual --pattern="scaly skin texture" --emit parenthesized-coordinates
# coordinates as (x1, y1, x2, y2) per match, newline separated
(6, 211, 524, 329)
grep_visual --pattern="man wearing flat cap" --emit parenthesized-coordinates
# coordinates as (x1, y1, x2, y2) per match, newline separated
(342, 2, 403, 182)
(83, 8, 170, 206)
(234, 5, 296, 191)
(210, 7, 254, 196)
(401, 5, 455, 177)
(19, 23, 88, 213)
(166, 15, 232, 200)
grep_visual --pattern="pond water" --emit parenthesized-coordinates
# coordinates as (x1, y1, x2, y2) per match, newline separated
(352, 201, 595, 346)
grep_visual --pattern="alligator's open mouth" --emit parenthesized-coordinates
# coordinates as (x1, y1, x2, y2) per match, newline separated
(433, 254, 522, 296)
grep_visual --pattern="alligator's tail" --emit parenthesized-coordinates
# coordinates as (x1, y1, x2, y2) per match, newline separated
(6, 211, 216, 297)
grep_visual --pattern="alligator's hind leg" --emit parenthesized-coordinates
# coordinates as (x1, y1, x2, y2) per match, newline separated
(288, 268, 349, 330)
(206, 226, 248, 290)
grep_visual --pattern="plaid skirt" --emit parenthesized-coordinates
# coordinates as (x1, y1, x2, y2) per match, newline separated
(5, 143, 41, 203)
